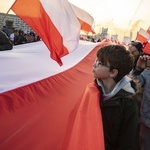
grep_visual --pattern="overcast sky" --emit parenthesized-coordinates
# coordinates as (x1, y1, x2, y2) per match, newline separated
(1, 0, 150, 40)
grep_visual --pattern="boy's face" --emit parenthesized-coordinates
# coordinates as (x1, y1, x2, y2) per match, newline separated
(93, 59, 111, 80)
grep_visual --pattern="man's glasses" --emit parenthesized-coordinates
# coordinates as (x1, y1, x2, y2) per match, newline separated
(94, 60, 111, 68)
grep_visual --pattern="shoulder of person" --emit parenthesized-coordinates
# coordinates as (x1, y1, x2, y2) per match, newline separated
(126, 76, 143, 103)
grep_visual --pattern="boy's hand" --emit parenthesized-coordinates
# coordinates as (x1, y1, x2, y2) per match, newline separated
(136, 55, 150, 70)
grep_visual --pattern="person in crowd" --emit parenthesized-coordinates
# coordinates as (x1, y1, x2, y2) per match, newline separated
(13, 30, 20, 45)
(36, 35, 41, 41)
(9, 30, 15, 44)
(0, 30, 13, 51)
(2, 26, 10, 37)
(14, 30, 27, 45)
(97, 36, 102, 42)
(18, 30, 27, 45)
(132, 54, 150, 150)
(128, 41, 144, 149)
(93, 45, 140, 150)
(128, 41, 143, 69)
(26, 32, 36, 43)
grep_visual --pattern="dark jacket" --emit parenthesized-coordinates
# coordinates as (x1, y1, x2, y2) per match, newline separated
(0, 30, 13, 51)
(95, 76, 141, 150)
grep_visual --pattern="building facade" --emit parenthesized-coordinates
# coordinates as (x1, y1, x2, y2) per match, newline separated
(0, 13, 32, 33)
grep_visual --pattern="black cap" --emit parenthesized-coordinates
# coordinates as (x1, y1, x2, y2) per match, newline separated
(131, 41, 143, 53)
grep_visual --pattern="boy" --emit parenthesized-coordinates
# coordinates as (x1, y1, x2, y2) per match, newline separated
(93, 45, 140, 150)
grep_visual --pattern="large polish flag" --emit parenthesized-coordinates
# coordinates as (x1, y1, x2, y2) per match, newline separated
(0, 40, 113, 150)
(70, 3, 95, 34)
(11, 0, 81, 66)
(135, 28, 150, 43)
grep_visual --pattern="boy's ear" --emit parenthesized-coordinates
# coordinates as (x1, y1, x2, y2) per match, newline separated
(110, 69, 118, 78)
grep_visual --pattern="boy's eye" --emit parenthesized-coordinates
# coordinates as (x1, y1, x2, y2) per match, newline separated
(94, 60, 110, 68)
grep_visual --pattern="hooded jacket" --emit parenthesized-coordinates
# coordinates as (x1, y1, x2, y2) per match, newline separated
(95, 76, 140, 150)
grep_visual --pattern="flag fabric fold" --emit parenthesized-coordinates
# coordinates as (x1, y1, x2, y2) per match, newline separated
(143, 27, 150, 55)
(135, 28, 150, 43)
(11, 0, 81, 66)
(70, 3, 95, 34)
(60, 82, 104, 150)
(134, 27, 150, 55)
(143, 39, 150, 55)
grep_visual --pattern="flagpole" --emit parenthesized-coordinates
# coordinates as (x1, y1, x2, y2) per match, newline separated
(0, 0, 17, 25)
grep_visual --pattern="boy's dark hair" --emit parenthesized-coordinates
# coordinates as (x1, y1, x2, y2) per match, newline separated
(97, 45, 134, 83)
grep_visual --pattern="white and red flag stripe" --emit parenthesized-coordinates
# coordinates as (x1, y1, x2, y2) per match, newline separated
(70, 3, 95, 34)
(143, 37, 150, 55)
(11, 0, 81, 66)
(135, 27, 150, 55)
(135, 28, 150, 43)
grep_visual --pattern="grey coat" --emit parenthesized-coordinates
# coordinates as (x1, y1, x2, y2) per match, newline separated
(133, 69, 150, 128)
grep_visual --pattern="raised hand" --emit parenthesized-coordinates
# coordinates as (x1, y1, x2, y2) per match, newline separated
(136, 55, 150, 70)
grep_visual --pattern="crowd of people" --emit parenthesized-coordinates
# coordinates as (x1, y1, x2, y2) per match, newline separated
(8, 29, 40, 45)
(129, 41, 150, 150)
(0, 27, 40, 51)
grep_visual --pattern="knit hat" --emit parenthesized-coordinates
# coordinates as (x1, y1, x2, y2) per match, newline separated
(131, 41, 143, 53)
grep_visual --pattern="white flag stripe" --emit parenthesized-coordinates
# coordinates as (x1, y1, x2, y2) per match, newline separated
(0, 41, 99, 93)
(138, 28, 150, 38)
(70, 3, 94, 27)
